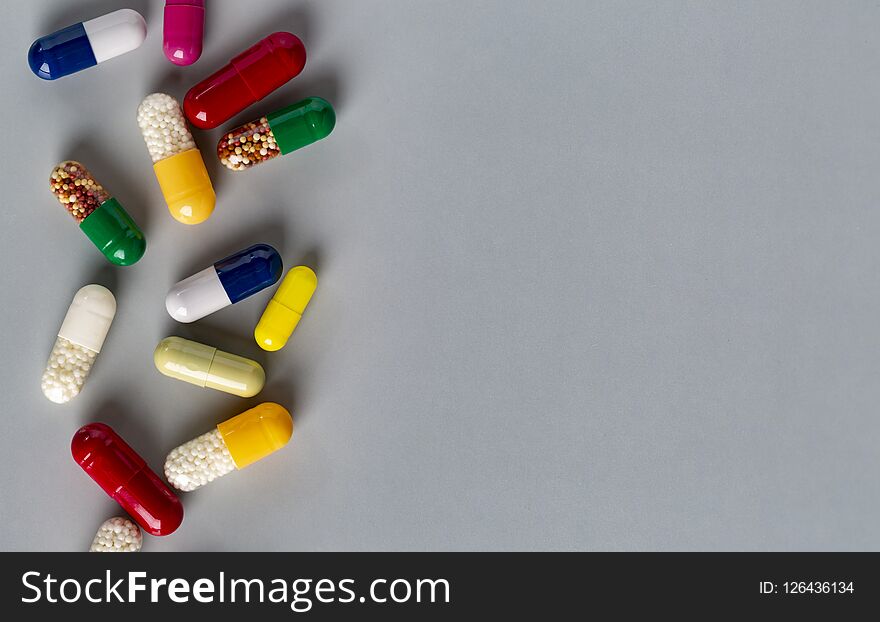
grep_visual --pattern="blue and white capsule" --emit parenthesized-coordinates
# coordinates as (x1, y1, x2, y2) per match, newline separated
(166, 244, 282, 323)
(28, 9, 147, 80)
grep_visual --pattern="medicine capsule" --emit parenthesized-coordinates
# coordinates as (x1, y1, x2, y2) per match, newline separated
(184, 32, 306, 130)
(166, 243, 282, 323)
(255, 266, 317, 351)
(163, 0, 204, 66)
(165, 403, 293, 492)
(137, 93, 216, 225)
(90, 517, 142, 552)
(154, 336, 265, 397)
(72, 423, 184, 536)
(41, 285, 115, 404)
(218, 97, 335, 171)
(28, 8, 146, 80)
(49, 161, 146, 266)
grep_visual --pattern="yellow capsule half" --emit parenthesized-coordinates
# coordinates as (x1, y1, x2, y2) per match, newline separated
(254, 266, 317, 351)
(153, 149, 216, 224)
(139, 94, 216, 225)
(154, 336, 265, 397)
(217, 402, 293, 469)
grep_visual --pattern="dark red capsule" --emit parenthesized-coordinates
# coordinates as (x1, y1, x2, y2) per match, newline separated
(71, 423, 184, 536)
(183, 32, 306, 130)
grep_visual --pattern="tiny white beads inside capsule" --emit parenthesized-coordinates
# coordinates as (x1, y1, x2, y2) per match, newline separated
(41, 336, 97, 404)
(90, 517, 142, 552)
(165, 429, 236, 492)
(137, 93, 197, 163)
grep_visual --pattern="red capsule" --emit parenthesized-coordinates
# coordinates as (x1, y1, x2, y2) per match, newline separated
(183, 32, 306, 130)
(71, 423, 184, 536)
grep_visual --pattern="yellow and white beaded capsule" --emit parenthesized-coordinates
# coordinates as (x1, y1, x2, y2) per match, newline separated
(90, 517, 142, 552)
(164, 403, 292, 492)
(41, 285, 116, 404)
(137, 92, 215, 224)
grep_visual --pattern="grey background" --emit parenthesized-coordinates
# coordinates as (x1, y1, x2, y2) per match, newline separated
(0, 0, 878, 551)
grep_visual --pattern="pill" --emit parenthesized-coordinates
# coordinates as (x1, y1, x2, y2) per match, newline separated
(28, 9, 146, 80)
(165, 403, 292, 492)
(137, 93, 216, 225)
(90, 517, 142, 552)
(73, 423, 183, 536)
(154, 336, 265, 397)
(184, 32, 306, 129)
(166, 243, 282, 323)
(163, 0, 204, 66)
(49, 161, 146, 266)
(218, 98, 335, 171)
(254, 266, 317, 351)
(41, 285, 115, 404)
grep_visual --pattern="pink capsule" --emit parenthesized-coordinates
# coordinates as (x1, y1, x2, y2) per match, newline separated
(163, 0, 204, 66)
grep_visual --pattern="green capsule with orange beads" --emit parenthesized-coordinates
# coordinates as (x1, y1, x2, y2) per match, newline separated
(49, 161, 146, 266)
(217, 97, 336, 171)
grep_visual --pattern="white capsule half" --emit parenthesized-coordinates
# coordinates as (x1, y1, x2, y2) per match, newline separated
(90, 517, 142, 552)
(83, 9, 147, 63)
(137, 93, 198, 164)
(41, 285, 116, 404)
(165, 266, 230, 323)
(164, 428, 237, 492)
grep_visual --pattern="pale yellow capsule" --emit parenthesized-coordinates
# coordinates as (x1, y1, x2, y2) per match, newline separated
(154, 336, 265, 397)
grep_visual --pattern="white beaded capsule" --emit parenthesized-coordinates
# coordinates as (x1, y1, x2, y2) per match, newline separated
(136, 92, 215, 225)
(164, 429, 236, 492)
(137, 93, 197, 163)
(41, 285, 116, 404)
(164, 403, 293, 492)
(90, 517, 142, 552)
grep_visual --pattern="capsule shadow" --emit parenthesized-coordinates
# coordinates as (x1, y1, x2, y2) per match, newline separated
(195, 127, 225, 198)
(257, 64, 347, 126)
(293, 245, 323, 274)
(201, 4, 314, 69)
(257, 375, 298, 422)
(151, 67, 190, 102)
(294, 65, 346, 114)
(169, 319, 269, 370)
(84, 263, 119, 298)
(171, 403, 233, 457)
(61, 138, 153, 238)
(220, 64, 346, 140)
(39, 0, 151, 34)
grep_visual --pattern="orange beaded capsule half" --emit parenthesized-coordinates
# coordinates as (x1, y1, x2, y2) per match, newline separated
(49, 161, 146, 265)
